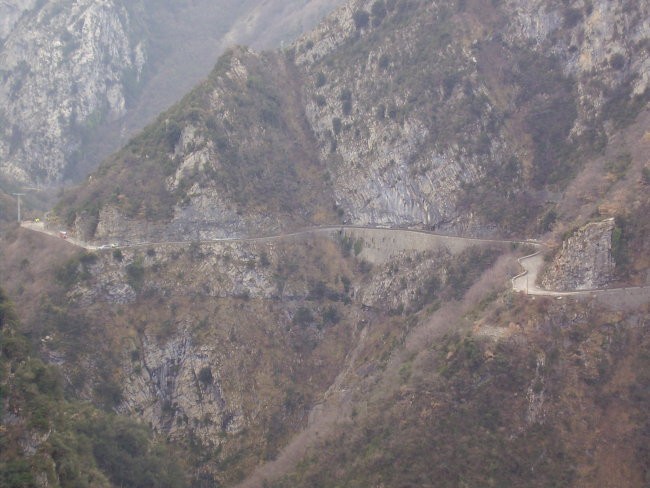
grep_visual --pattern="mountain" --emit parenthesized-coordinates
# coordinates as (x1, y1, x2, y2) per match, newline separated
(1, 0, 649, 486)
(0, 0, 343, 186)
(54, 0, 649, 243)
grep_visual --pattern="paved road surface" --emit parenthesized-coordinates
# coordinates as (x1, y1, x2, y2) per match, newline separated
(19, 221, 650, 300)
(511, 249, 650, 301)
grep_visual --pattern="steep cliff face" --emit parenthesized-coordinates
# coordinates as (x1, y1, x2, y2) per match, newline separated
(504, 0, 650, 97)
(21, 234, 370, 484)
(2, 223, 524, 485)
(542, 219, 615, 290)
(293, 0, 648, 231)
(0, 0, 344, 186)
(295, 0, 500, 231)
(0, 287, 189, 488)
(55, 47, 339, 242)
(4, 215, 650, 487)
(0, 0, 145, 183)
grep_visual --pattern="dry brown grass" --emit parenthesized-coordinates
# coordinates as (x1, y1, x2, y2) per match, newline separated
(0, 225, 79, 325)
(234, 246, 520, 487)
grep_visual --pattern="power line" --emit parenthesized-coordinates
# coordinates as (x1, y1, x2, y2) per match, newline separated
(12, 193, 25, 222)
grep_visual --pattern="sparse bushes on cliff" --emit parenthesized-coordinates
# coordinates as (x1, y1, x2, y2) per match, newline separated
(332, 117, 342, 135)
(315, 71, 327, 87)
(444, 247, 501, 300)
(340, 88, 353, 115)
(605, 152, 632, 181)
(601, 82, 650, 129)
(292, 306, 314, 327)
(198, 366, 214, 384)
(609, 53, 626, 70)
(563, 7, 583, 28)
(322, 305, 341, 325)
(55, 253, 97, 288)
(126, 258, 145, 290)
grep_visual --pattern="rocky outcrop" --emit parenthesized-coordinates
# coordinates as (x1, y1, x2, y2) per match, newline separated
(295, 1, 497, 232)
(357, 249, 450, 314)
(0, 0, 145, 183)
(0, 0, 345, 186)
(504, 0, 650, 135)
(293, 0, 649, 233)
(542, 219, 616, 291)
(42, 233, 361, 481)
(122, 330, 244, 445)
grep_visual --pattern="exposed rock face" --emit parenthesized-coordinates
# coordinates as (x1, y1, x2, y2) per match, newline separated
(293, 0, 649, 231)
(2, 2, 649, 486)
(357, 249, 451, 314)
(542, 219, 616, 291)
(122, 330, 244, 445)
(295, 1, 500, 232)
(504, 0, 650, 132)
(57, 47, 340, 243)
(51, 235, 359, 466)
(0, 0, 345, 186)
(0, 0, 145, 183)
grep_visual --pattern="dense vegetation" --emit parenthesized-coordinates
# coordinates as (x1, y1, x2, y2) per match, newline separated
(0, 288, 188, 487)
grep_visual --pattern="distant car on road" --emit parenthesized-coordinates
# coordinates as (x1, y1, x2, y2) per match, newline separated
(59, 231, 67, 239)
(98, 244, 111, 250)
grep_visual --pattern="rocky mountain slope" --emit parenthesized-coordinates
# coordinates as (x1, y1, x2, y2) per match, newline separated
(0, 0, 343, 186)
(1, 217, 530, 484)
(55, 0, 649, 243)
(2, 221, 648, 487)
(2, 0, 649, 486)
(270, 295, 650, 488)
(294, 0, 648, 229)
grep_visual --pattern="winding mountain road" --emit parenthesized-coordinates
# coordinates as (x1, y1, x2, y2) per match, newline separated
(19, 220, 650, 300)
(510, 249, 650, 300)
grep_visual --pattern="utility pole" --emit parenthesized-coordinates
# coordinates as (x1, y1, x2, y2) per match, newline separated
(12, 193, 25, 222)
